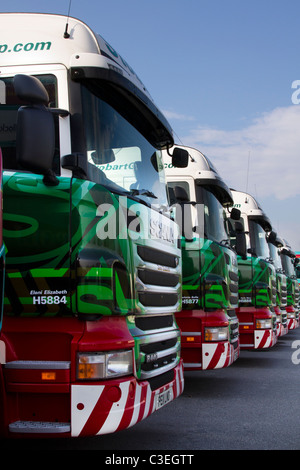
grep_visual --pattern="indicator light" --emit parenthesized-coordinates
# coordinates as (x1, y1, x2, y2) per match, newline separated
(41, 372, 56, 380)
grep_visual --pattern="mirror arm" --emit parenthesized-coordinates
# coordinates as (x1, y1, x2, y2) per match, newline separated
(49, 108, 70, 117)
(166, 145, 172, 157)
(43, 169, 59, 186)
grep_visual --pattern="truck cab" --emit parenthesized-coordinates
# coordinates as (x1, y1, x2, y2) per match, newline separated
(0, 149, 4, 335)
(0, 13, 185, 438)
(163, 145, 240, 371)
(295, 252, 300, 293)
(295, 253, 300, 320)
(229, 190, 277, 349)
(267, 232, 288, 337)
(280, 242, 300, 329)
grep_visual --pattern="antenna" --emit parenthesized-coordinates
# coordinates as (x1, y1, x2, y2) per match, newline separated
(64, 0, 72, 38)
(245, 150, 250, 194)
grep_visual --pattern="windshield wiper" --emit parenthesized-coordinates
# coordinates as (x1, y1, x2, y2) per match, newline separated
(219, 238, 231, 247)
(129, 189, 158, 199)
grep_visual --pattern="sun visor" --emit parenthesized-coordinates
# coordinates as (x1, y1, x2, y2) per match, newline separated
(70, 56, 174, 149)
(248, 213, 272, 232)
(195, 176, 233, 207)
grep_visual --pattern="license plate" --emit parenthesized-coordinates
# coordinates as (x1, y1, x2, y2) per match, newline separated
(155, 387, 173, 410)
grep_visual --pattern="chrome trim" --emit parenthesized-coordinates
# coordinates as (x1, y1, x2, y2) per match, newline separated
(181, 332, 201, 336)
(5, 360, 70, 369)
(184, 362, 202, 368)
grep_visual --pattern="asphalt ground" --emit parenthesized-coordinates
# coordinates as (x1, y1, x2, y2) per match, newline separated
(1, 326, 299, 455)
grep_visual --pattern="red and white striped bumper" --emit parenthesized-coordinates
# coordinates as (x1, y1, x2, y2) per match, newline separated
(71, 360, 184, 437)
(202, 342, 239, 370)
(287, 318, 297, 330)
(279, 323, 289, 337)
(254, 329, 277, 349)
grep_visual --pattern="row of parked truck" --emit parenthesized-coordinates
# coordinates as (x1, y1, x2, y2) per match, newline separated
(0, 13, 298, 439)
(163, 146, 299, 366)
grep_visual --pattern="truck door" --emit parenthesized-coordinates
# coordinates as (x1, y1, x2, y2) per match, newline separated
(0, 72, 73, 317)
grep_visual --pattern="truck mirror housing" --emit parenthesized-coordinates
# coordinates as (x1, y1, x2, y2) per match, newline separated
(230, 207, 241, 220)
(267, 230, 277, 244)
(14, 75, 56, 183)
(235, 221, 247, 259)
(172, 147, 189, 168)
(14, 74, 50, 105)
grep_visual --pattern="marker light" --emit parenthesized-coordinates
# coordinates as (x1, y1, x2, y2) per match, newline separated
(186, 337, 195, 342)
(41, 372, 56, 381)
(77, 350, 133, 380)
(204, 327, 229, 342)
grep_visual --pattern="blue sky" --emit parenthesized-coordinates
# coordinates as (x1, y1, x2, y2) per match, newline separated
(2, 0, 300, 250)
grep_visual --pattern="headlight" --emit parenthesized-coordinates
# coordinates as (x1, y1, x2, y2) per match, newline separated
(204, 327, 229, 342)
(77, 350, 133, 380)
(256, 319, 272, 329)
(287, 312, 295, 319)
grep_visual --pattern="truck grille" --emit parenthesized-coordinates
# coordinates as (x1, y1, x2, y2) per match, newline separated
(131, 232, 181, 380)
(135, 314, 173, 331)
(271, 280, 277, 305)
(228, 309, 239, 347)
(272, 313, 277, 332)
(132, 314, 181, 381)
(137, 246, 178, 268)
(139, 329, 181, 380)
(229, 270, 239, 308)
(281, 310, 287, 327)
(281, 285, 287, 306)
(135, 245, 181, 313)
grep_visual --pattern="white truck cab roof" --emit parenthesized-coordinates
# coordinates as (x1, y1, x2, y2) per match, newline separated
(231, 189, 272, 232)
(163, 144, 233, 206)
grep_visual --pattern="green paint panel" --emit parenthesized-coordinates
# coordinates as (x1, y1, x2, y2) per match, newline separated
(181, 236, 238, 311)
(237, 255, 275, 308)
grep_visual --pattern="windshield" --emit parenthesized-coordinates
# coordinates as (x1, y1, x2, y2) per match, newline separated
(249, 220, 269, 259)
(281, 253, 296, 277)
(295, 263, 300, 280)
(268, 242, 282, 271)
(196, 186, 228, 244)
(81, 84, 168, 209)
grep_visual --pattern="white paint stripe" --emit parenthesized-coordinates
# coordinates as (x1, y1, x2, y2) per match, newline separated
(98, 381, 130, 435)
(128, 382, 142, 428)
(180, 364, 184, 393)
(0, 340, 6, 364)
(71, 384, 105, 437)
(202, 343, 217, 369)
(142, 383, 152, 420)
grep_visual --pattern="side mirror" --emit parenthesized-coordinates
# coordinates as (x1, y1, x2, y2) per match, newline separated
(14, 74, 49, 105)
(230, 207, 241, 220)
(14, 74, 57, 185)
(267, 230, 277, 244)
(235, 221, 247, 259)
(171, 147, 189, 168)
